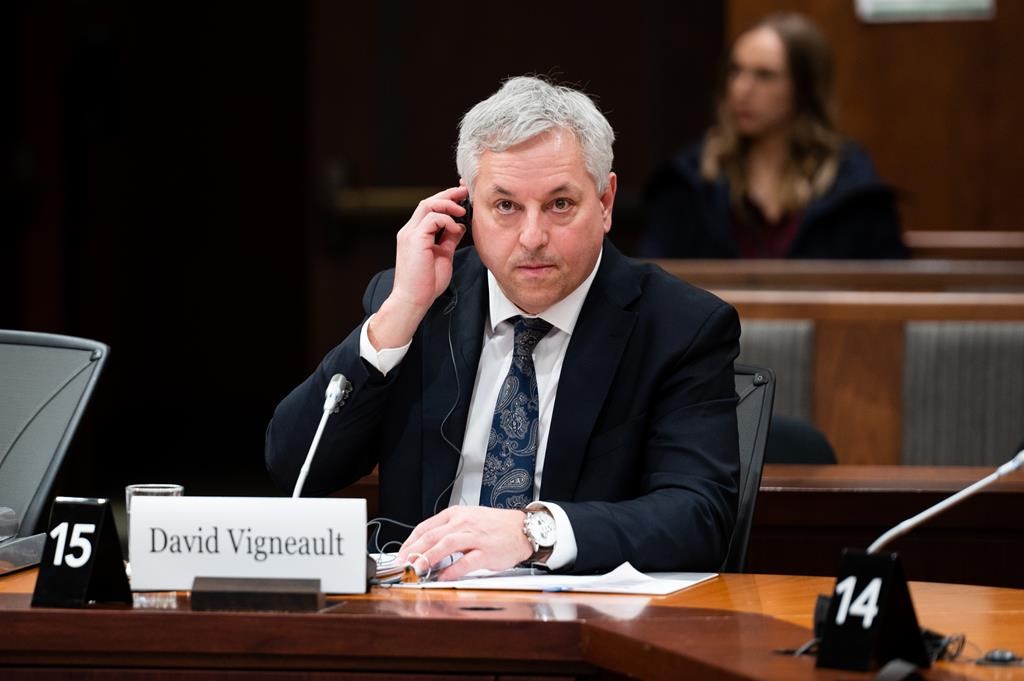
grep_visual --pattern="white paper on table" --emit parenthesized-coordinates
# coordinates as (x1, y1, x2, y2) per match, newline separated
(390, 561, 717, 595)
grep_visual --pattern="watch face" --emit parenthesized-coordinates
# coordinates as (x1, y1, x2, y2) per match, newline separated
(527, 512, 556, 547)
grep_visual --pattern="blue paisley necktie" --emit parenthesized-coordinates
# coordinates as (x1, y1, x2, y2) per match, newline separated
(479, 316, 553, 509)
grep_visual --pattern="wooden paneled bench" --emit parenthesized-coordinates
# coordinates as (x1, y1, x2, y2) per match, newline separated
(715, 290, 1024, 465)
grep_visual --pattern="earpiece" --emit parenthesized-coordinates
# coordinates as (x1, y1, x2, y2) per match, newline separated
(435, 286, 464, 513)
(454, 198, 473, 229)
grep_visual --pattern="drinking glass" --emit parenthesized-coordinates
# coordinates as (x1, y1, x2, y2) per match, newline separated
(124, 483, 183, 570)
(124, 483, 183, 608)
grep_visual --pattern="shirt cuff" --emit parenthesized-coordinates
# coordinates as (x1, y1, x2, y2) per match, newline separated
(359, 314, 411, 376)
(526, 501, 577, 570)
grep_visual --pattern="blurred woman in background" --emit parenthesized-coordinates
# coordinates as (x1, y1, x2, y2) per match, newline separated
(640, 13, 906, 259)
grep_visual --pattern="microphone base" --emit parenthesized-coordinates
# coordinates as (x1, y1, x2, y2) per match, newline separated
(191, 576, 325, 612)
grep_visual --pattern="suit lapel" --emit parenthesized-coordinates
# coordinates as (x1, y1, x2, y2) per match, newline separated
(420, 252, 487, 517)
(541, 244, 640, 501)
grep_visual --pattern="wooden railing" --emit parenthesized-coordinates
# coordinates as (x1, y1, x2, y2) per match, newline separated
(653, 258, 1024, 291)
(904, 230, 1024, 260)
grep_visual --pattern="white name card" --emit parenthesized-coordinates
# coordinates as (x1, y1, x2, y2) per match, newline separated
(128, 496, 367, 594)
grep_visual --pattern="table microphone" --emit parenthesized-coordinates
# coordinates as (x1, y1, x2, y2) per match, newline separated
(816, 442, 1024, 672)
(867, 443, 1024, 554)
(291, 374, 352, 498)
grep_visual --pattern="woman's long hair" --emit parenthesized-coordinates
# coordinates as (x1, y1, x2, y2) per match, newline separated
(701, 13, 843, 214)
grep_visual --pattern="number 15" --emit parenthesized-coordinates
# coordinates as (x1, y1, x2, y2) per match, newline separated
(50, 522, 96, 568)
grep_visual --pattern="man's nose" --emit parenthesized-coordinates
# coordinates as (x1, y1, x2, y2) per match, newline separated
(519, 210, 549, 250)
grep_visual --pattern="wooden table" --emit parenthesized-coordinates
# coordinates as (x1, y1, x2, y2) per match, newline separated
(2, 568, 1022, 680)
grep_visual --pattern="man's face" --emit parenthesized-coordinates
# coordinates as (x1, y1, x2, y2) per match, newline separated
(727, 27, 795, 138)
(469, 129, 616, 315)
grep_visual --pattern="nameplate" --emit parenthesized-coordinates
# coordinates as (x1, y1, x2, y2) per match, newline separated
(128, 497, 366, 594)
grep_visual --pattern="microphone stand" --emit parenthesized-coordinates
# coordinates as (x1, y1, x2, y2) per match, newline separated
(868, 450, 1024, 554)
(292, 374, 352, 499)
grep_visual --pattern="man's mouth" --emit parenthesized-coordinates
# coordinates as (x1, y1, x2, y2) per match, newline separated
(516, 263, 555, 273)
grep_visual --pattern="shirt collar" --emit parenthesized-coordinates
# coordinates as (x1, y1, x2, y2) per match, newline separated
(486, 249, 603, 336)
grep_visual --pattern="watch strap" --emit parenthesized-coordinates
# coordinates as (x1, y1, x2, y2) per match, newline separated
(529, 545, 554, 564)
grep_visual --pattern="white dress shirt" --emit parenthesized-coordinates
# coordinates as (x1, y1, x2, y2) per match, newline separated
(359, 251, 603, 570)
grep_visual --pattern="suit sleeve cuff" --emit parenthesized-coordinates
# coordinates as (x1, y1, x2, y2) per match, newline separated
(526, 501, 577, 570)
(359, 314, 411, 376)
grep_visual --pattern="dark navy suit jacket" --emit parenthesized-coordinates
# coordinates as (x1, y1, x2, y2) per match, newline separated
(265, 240, 740, 573)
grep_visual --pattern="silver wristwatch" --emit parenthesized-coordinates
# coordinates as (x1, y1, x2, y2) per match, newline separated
(523, 509, 556, 563)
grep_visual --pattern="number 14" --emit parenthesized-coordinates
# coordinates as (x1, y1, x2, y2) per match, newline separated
(834, 575, 881, 629)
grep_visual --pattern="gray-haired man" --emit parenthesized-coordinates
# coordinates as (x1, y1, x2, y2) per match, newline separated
(266, 76, 740, 579)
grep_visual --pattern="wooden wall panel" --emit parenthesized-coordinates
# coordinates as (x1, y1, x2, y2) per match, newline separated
(814, 321, 903, 464)
(728, 0, 1024, 232)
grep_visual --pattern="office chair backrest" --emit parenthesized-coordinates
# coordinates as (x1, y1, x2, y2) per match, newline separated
(722, 364, 775, 573)
(0, 330, 109, 537)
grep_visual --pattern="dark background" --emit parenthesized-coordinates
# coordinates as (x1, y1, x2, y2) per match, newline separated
(6, 1, 1023, 518)
(4, 1, 723, 512)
